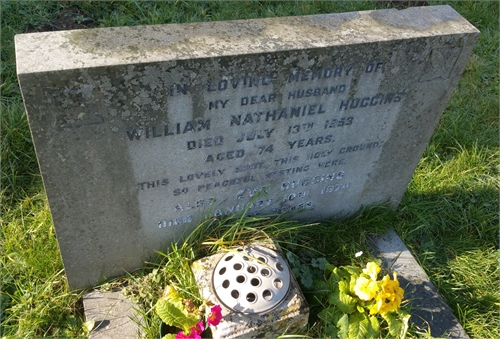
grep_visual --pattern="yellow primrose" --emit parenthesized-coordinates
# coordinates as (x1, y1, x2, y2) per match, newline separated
(354, 276, 380, 301)
(369, 273, 404, 315)
(362, 261, 381, 281)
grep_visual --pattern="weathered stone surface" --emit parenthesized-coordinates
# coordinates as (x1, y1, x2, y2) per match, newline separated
(369, 229, 470, 339)
(191, 241, 309, 339)
(15, 5, 478, 289)
(83, 291, 143, 339)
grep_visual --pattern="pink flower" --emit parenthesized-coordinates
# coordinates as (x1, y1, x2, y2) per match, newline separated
(175, 323, 204, 339)
(175, 327, 201, 339)
(207, 305, 223, 327)
(175, 331, 191, 339)
(192, 321, 205, 335)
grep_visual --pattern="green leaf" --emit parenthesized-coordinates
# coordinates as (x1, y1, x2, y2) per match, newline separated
(344, 265, 362, 277)
(301, 276, 313, 288)
(335, 267, 352, 280)
(312, 280, 330, 293)
(382, 312, 401, 337)
(348, 312, 369, 339)
(328, 289, 357, 314)
(367, 316, 380, 338)
(349, 275, 358, 294)
(286, 251, 298, 265)
(338, 279, 350, 294)
(311, 257, 329, 270)
(325, 263, 336, 274)
(399, 311, 411, 338)
(319, 307, 345, 338)
(328, 267, 342, 285)
(83, 319, 95, 334)
(337, 313, 349, 339)
(155, 299, 199, 332)
(300, 268, 314, 288)
(324, 324, 339, 338)
(318, 306, 343, 324)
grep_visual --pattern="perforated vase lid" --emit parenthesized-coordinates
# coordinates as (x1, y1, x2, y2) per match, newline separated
(212, 245, 291, 314)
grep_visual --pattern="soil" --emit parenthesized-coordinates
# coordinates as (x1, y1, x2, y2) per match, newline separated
(32, 2, 429, 33)
(36, 6, 99, 32)
(377, 1, 430, 8)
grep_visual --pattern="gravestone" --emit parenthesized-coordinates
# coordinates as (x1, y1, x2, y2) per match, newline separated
(15, 5, 478, 289)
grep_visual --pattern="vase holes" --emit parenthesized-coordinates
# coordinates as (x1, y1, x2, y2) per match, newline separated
(251, 278, 261, 287)
(246, 293, 256, 303)
(262, 289, 272, 301)
(273, 278, 283, 288)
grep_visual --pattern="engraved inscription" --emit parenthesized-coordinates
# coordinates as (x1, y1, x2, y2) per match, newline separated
(287, 85, 346, 100)
(197, 175, 257, 192)
(288, 135, 335, 149)
(126, 119, 210, 141)
(229, 104, 327, 126)
(339, 93, 404, 111)
(205, 150, 245, 163)
(324, 117, 354, 129)
(207, 74, 272, 92)
(339, 142, 382, 154)
(241, 93, 276, 105)
(180, 169, 226, 183)
(138, 179, 169, 190)
(129, 58, 409, 230)
(236, 129, 274, 142)
(209, 99, 230, 110)
(235, 162, 266, 173)
(187, 136, 223, 150)
(175, 197, 216, 211)
(158, 214, 193, 228)
(287, 65, 354, 82)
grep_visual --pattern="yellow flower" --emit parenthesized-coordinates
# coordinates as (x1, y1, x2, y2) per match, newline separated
(354, 276, 380, 301)
(363, 262, 381, 281)
(369, 273, 404, 315)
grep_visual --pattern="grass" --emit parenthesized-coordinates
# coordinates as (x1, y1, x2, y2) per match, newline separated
(121, 207, 396, 338)
(1, 1, 498, 338)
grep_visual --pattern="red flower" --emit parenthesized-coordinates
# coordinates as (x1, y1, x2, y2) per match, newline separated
(207, 305, 222, 327)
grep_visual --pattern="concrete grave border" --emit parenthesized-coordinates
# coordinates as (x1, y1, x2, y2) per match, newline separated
(83, 230, 469, 339)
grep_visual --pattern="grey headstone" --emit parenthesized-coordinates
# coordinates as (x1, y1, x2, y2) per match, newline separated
(15, 5, 478, 289)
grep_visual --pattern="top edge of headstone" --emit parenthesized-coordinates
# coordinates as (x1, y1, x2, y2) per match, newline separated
(15, 5, 478, 74)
